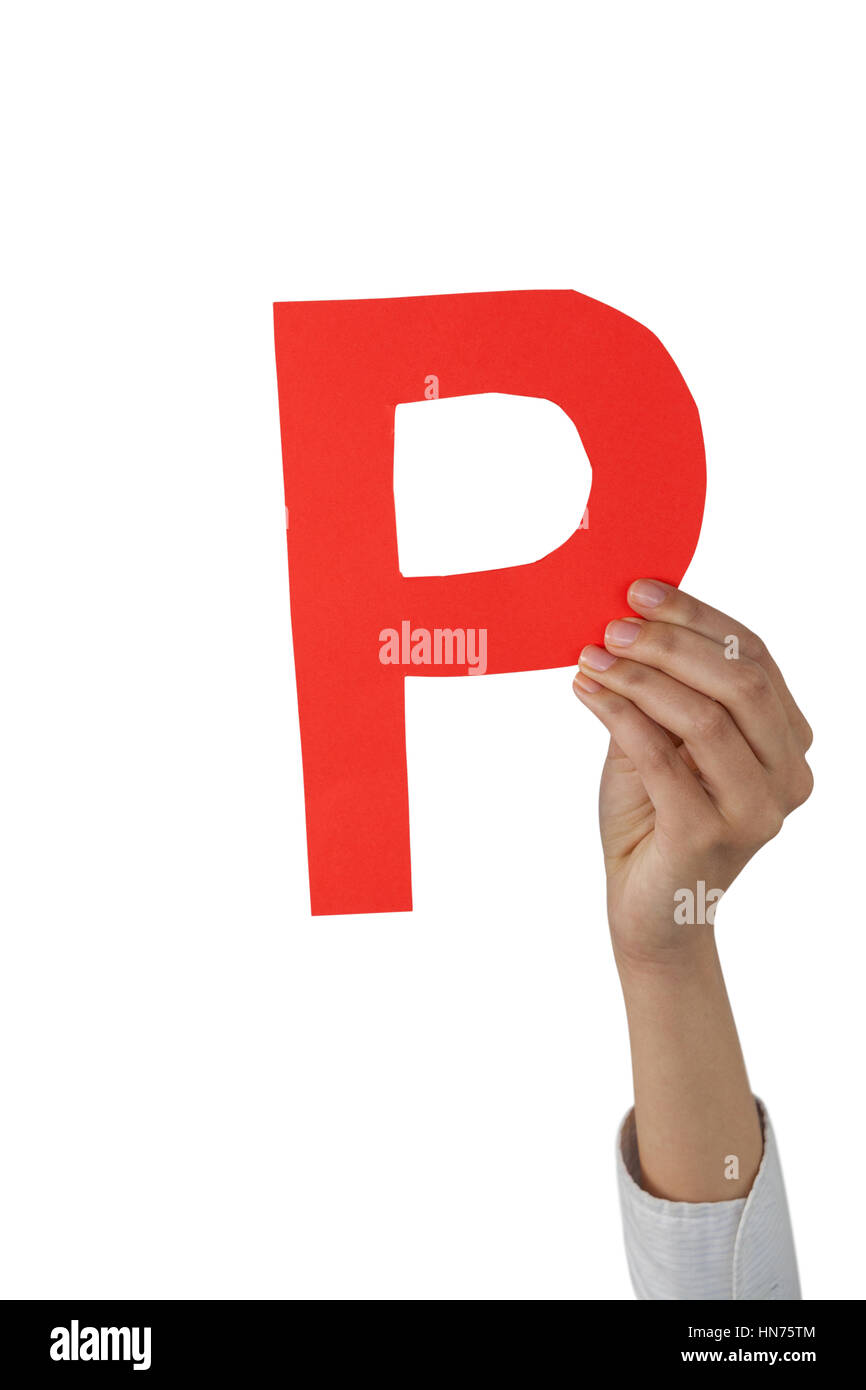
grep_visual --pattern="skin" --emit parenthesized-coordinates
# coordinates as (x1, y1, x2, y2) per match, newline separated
(573, 579, 813, 1202)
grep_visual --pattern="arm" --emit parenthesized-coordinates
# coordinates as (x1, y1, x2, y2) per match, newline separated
(573, 580, 812, 1286)
(615, 947, 760, 1203)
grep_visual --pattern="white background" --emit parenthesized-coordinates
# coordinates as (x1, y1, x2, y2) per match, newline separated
(1, 1, 863, 1300)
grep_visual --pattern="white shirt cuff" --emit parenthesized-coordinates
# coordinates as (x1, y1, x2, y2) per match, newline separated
(616, 1098, 800, 1300)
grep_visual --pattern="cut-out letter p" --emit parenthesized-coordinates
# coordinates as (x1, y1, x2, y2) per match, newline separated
(273, 290, 705, 915)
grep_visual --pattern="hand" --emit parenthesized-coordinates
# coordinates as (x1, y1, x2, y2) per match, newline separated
(573, 580, 813, 971)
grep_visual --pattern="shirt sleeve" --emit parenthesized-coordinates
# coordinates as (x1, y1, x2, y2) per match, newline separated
(615, 1098, 801, 1300)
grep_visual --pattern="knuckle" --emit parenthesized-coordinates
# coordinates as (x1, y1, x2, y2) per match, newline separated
(788, 762, 814, 810)
(760, 807, 785, 841)
(729, 801, 783, 850)
(646, 623, 678, 658)
(644, 738, 678, 774)
(679, 594, 704, 627)
(733, 659, 770, 700)
(739, 629, 767, 664)
(604, 692, 631, 720)
(750, 793, 785, 842)
(619, 661, 648, 691)
(689, 700, 730, 742)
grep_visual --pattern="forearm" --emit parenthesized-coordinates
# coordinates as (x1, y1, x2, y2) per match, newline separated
(615, 938, 763, 1202)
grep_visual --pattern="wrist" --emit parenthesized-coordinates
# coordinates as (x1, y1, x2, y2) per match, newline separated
(612, 927, 721, 993)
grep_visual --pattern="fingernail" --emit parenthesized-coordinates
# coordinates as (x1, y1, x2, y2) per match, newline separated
(629, 579, 668, 608)
(573, 671, 602, 694)
(606, 618, 641, 647)
(580, 644, 617, 672)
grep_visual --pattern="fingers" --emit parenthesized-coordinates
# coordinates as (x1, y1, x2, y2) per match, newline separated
(572, 674, 714, 828)
(627, 580, 813, 752)
(601, 616, 794, 774)
(577, 643, 770, 825)
(573, 579, 815, 826)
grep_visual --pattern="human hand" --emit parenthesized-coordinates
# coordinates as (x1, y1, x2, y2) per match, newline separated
(573, 580, 813, 971)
